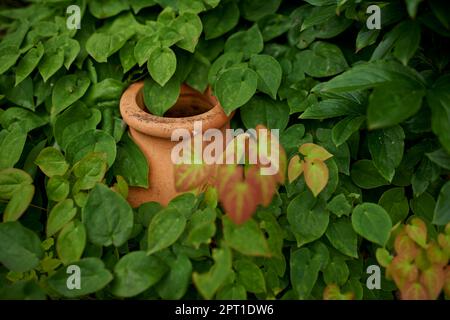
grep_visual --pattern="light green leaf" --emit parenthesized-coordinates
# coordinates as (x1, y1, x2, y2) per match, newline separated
(35, 147, 69, 177)
(51, 74, 91, 115)
(56, 220, 86, 265)
(47, 199, 77, 237)
(148, 47, 176, 87)
(249, 54, 282, 99)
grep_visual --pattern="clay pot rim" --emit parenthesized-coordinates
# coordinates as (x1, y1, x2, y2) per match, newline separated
(120, 81, 233, 139)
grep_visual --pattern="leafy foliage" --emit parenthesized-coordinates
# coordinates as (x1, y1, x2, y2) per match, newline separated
(0, 0, 450, 301)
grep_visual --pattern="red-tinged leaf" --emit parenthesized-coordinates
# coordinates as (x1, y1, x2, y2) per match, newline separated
(415, 249, 431, 271)
(394, 230, 419, 261)
(288, 155, 304, 183)
(299, 143, 333, 161)
(376, 248, 393, 268)
(405, 217, 428, 248)
(420, 264, 445, 299)
(303, 158, 329, 197)
(444, 266, 450, 297)
(174, 163, 212, 192)
(401, 282, 429, 300)
(215, 164, 243, 198)
(323, 284, 354, 300)
(246, 166, 276, 207)
(426, 241, 449, 266)
(221, 180, 260, 225)
(390, 255, 419, 289)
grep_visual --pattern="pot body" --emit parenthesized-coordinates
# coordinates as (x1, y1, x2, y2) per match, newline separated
(120, 81, 232, 207)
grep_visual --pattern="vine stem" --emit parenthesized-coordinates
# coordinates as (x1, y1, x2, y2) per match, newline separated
(0, 199, 48, 212)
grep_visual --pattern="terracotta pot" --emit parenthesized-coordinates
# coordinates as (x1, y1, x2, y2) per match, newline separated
(120, 81, 233, 208)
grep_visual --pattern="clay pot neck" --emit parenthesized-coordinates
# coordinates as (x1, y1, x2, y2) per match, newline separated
(120, 82, 231, 139)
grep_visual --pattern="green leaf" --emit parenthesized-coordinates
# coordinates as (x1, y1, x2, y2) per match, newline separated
(367, 82, 425, 129)
(287, 192, 329, 247)
(240, 95, 289, 130)
(143, 77, 180, 116)
(3, 184, 34, 222)
(72, 153, 108, 191)
(427, 74, 450, 153)
(89, 0, 129, 18)
(193, 246, 232, 299)
(241, 0, 281, 21)
(15, 43, 44, 86)
(433, 181, 450, 226)
(326, 194, 352, 217)
(331, 116, 365, 147)
(66, 129, 117, 167)
(215, 65, 258, 114)
(134, 34, 159, 66)
(0, 45, 20, 75)
(156, 254, 192, 299)
(297, 41, 348, 78)
(147, 47, 176, 87)
(147, 208, 186, 255)
(223, 216, 271, 256)
(410, 192, 435, 221)
(111, 251, 168, 297)
(38, 48, 64, 82)
(249, 54, 282, 99)
(290, 247, 321, 299)
(208, 51, 244, 85)
(51, 74, 91, 115)
(323, 256, 349, 286)
(224, 24, 263, 59)
(112, 133, 149, 188)
(393, 21, 421, 66)
(378, 188, 409, 225)
(56, 220, 86, 265)
(234, 259, 266, 293)
(301, 98, 363, 120)
(173, 13, 203, 52)
(313, 60, 424, 93)
(368, 125, 405, 182)
(0, 107, 48, 133)
(203, 1, 240, 40)
(46, 199, 77, 238)
(184, 207, 216, 248)
(0, 222, 44, 272)
(325, 218, 358, 258)
(2, 76, 35, 110)
(46, 175, 70, 202)
(54, 102, 102, 150)
(0, 119, 30, 162)
(352, 203, 392, 246)
(86, 32, 129, 63)
(48, 258, 113, 298)
(426, 148, 450, 170)
(0, 168, 32, 200)
(350, 160, 389, 189)
(83, 184, 134, 247)
(35, 147, 69, 177)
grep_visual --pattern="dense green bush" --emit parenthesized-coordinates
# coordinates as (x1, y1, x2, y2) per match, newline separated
(0, 0, 449, 300)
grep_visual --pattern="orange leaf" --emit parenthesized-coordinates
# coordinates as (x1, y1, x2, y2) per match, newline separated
(303, 158, 329, 197)
(420, 264, 445, 299)
(220, 180, 260, 225)
(405, 217, 428, 248)
(246, 166, 276, 207)
(401, 282, 429, 300)
(323, 284, 354, 300)
(390, 255, 419, 289)
(288, 155, 304, 183)
(444, 266, 450, 297)
(299, 143, 333, 161)
(394, 230, 419, 261)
